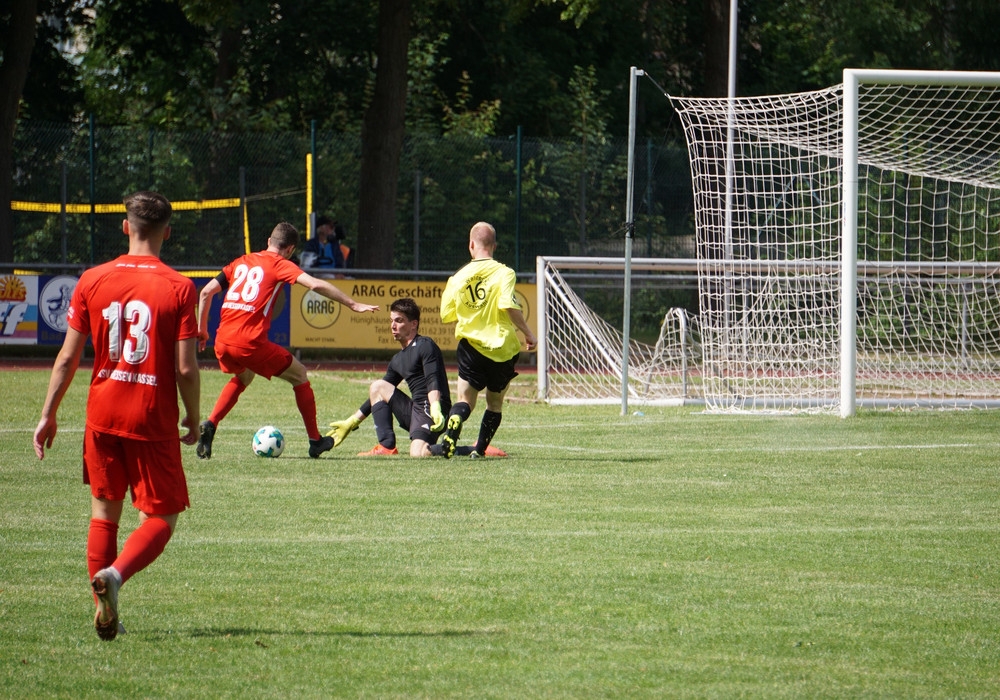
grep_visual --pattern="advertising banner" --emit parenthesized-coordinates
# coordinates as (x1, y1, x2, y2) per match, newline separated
(290, 279, 537, 351)
(0, 273, 40, 344)
(13, 274, 291, 348)
(0, 272, 533, 352)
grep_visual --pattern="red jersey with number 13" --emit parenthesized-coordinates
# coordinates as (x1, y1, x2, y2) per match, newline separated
(216, 250, 302, 347)
(67, 254, 198, 441)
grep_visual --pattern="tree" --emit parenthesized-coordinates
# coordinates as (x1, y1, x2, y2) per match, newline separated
(0, 0, 41, 263)
(80, 0, 377, 130)
(703, 0, 730, 96)
(357, 0, 411, 269)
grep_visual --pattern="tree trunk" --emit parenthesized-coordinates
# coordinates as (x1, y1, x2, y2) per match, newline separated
(357, 0, 411, 270)
(703, 0, 729, 97)
(0, 0, 40, 263)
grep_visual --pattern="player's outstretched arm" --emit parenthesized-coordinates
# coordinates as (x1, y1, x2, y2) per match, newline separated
(197, 278, 223, 351)
(296, 272, 379, 314)
(327, 410, 365, 447)
(33, 327, 86, 459)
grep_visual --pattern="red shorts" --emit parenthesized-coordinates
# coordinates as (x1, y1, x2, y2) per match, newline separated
(214, 338, 293, 379)
(83, 428, 190, 515)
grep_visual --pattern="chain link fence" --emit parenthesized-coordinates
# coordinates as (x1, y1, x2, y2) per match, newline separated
(11, 121, 695, 275)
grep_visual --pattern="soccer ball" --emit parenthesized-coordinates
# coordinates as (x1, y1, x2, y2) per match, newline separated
(252, 425, 285, 458)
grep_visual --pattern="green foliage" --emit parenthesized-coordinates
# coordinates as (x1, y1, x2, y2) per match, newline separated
(76, 0, 378, 131)
(741, 0, 1000, 95)
(16, 0, 997, 274)
(406, 31, 452, 134)
(13, 119, 692, 272)
(17, 0, 1000, 139)
(442, 72, 502, 138)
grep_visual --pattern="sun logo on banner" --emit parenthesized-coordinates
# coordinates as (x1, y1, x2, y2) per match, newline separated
(0, 275, 27, 303)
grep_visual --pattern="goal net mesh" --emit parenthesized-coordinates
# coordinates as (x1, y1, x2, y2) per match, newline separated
(539, 259, 702, 405)
(669, 79, 1000, 411)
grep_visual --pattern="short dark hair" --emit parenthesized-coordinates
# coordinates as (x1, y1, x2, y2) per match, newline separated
(316, 215, 334, 229)
(390, 298, 420, 324)
(123, 191, 172, 227)
(270, 221, 300, 248)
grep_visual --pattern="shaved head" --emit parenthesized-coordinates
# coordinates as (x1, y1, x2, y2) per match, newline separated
(469, 221, 496, 258)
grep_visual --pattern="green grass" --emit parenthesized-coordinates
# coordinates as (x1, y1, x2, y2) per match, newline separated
(3, 366, 1000, 698)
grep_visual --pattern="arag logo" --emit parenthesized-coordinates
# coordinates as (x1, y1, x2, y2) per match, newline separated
(300, 289, 342, 329)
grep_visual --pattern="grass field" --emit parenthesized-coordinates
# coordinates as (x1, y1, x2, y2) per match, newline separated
(3, 365, 1000, 698)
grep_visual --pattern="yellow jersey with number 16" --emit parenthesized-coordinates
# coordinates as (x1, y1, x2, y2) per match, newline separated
(440, 257, 522, 362)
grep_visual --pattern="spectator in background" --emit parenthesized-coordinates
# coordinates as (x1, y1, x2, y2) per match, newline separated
(302, 215, 344, 269)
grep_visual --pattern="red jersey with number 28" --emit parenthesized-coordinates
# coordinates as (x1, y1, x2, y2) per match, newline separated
(215, 250, 302, 347)
(67, 254, 198, 441)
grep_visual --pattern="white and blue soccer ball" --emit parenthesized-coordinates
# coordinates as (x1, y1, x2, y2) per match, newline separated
(252, 425, 285, 458)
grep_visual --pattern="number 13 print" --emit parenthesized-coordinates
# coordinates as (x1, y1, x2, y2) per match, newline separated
(102, 300, 152, 363)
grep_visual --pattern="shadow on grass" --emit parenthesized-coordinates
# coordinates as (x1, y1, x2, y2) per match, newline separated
(530, 455, 665, 465)
(186, 627, 498, 639)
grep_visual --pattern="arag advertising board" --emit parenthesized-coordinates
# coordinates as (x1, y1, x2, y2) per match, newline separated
(290, 279, 536, 351)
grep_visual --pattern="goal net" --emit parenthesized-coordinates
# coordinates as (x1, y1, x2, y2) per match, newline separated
(669, 69, 1000, 413)
(536, 256, 703, 405)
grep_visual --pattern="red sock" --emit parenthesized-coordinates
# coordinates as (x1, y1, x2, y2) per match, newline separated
(87, 518, 119, 581)
(113, 517, 173, 584)
(294, 381, 321, 440)
(209, 376, 247, 426)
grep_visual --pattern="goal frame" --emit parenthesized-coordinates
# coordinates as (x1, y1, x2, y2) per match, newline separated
(538, 70, 1000, 413)
(840, 69, 1000, 416)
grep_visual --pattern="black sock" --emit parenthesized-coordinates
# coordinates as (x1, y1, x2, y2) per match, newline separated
(448, 402, 473, 440)
(371, 401, 396, 449)
(450, 402, 473, 423)
(476, 410, 502, 452)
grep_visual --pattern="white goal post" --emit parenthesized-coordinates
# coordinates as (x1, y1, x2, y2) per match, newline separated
(668, 68, 1000, 415)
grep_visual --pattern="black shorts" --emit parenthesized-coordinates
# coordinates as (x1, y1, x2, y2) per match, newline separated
(388, 388, 450, 444)
(456, 338, 519, 394)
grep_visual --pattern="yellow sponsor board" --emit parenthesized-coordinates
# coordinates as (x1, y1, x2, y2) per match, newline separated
(291, 279, 537, 350)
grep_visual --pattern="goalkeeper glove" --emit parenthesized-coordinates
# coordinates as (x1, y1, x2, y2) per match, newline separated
(430, 401, 445, 431)
(326, 415, 360, 447)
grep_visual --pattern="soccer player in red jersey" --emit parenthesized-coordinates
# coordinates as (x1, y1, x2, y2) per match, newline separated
(196, 221, 378, 458)
(33, 191, 201, 641)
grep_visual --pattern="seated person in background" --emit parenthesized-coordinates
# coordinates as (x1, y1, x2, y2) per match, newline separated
(333, 221, 354, 269)
(327, 297, 507, 457)
(302, 215, 345, 269)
